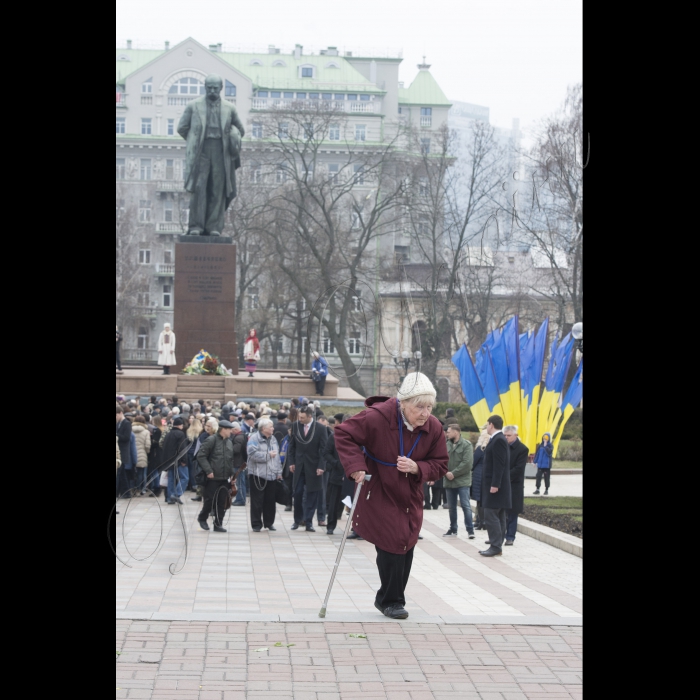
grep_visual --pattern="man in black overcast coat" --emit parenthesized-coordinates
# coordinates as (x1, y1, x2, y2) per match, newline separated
(480, 415, 511, 557)
(504, 425, 529, 546)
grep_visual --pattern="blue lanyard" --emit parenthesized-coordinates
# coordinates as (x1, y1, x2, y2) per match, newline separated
(362, 400, 423, 466)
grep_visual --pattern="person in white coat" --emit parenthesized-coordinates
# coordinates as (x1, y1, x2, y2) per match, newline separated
(158, 323, 177, 374)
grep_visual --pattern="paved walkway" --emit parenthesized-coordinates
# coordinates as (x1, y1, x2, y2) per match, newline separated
(116, 619, 582, 700)
(115, 482, 582, 623)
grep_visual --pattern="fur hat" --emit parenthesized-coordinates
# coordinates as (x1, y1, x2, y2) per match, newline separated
(397, 372, 436, 401)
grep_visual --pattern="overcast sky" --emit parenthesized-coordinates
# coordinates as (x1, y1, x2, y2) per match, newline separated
(116, 0, 581, 132)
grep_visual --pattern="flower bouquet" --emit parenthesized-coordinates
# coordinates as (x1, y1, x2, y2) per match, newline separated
(181, 349, 231, 376)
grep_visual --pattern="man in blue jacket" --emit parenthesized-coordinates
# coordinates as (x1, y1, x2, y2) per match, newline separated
(533, 432, 553, 495)
(311, 351, 329, 396)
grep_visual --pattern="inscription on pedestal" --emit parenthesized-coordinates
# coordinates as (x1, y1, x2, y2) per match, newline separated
(173, 238, 238, 374)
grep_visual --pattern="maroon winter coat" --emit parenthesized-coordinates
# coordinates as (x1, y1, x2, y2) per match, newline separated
(334, 396, 448, 555)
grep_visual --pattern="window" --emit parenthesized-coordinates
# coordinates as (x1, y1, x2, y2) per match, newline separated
(302, 161, 314, 181)
(299, 298, 307, 311)
(419, 177, 428, 196)
(276, 165, 287, 183)
(334, 94, 345, 100)
(420, 107, 432, 116)
(116, 158, 126, 179)
(164, 200, 173, 222)
(167, 119, 174, 136)
(322, 93, 332, 100)
(353, 164, 365, 185)
(248, 286, 259, 310)
(168, 77, 204, 95)
(355, 125, 366, 141)
(141, 118, 152, 135)
(164, 250, 173, 264)
(322, 335, 335, 354)
(348, 332, 361, 354)
(137, 326, 149, 348)
(420, 138, 431, 154)
(284, 91, 294, 98)
(351, 290, 362, 312)
(163, 285, 172, 307)
(141, 78, 152, 93)
(140, 158, 151, 180)
(225, 80, 236, 97)
(351, 211, 361, 229)
(296, 92, 306, 99)
(257, 91, 269, 98)
(273, 337, 284, 353)
(418, 214, 430, 236)
(309, 92, 319, 100)
(116, 117, 125, 134)
(328, 163, 339, 184)
(273, 61, 287, 68)
(165, 159, 175, 180)
(116, 198, 125, 216)
(394, 245, 410, 264)
(304, 123, 314, 139)
(252, 121, 263, 139)
(360, 94, 370, 101)
(278, 122, 289, 139)
(271, 91, 281, 98)
(329, 123, 340, 140)
(420, 107, 432, 127)
(138, 248, 151, 264)
(138, 201, 151, 223)
(301, 67, 313, 77)
(137, 290, 150, 306)
(301, 336, 309, 353)
(252, 164, 262, 183)
(347, 94, 357, 101)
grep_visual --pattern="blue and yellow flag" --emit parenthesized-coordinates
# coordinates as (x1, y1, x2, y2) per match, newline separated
(551, 358, 583, 457)
(502, 316, 521, 430)
(451, 344, 490, 428)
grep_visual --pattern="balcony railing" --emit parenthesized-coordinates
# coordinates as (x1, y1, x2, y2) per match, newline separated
(167, 96, 197, 106)
(156, 180, 185, 192)
(156, 222, 182, 233)
(155, 263, 175, 276)
(420, 115, 432, 127)
(141, 95, 153, 105)
(116, 93, 126, 108)
(252, 98, 378, 114)
(123, 348, 158, 362)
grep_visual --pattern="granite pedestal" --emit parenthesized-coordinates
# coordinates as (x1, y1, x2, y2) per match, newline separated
(173, 236, 238, 374)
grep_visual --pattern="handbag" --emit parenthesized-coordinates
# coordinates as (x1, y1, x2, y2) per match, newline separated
(159, 470, 169, 488)
(224, 464, 247, 510)
(274, 478, 290, 506)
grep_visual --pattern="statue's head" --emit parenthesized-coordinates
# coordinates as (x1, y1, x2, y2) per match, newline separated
(204, 74, 223, 101)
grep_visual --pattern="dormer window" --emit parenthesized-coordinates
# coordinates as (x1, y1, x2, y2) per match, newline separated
(117, 54, 131, 61)
(272, 60, 287, 67)
(325, 61, 340, 69)
(250, 59, 263, 66)
(300, 65, 315, 78)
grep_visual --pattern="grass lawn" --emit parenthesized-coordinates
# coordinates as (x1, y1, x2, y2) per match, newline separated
(523, 496, 583, 537)
(552, 460, 583, 470)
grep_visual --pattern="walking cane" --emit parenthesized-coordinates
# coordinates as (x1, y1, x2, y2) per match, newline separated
(318, 474, 371, 618)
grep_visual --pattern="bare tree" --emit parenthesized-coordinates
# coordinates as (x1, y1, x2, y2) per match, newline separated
(510, 84, 584, 323)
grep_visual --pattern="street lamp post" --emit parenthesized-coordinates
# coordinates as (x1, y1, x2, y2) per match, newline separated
(572, 322, 583, 354)
(392, 350, 422, 382)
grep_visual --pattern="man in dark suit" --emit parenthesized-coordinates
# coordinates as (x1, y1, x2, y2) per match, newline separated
(116, 406, 133, 496)
(503, 425, 529, 546)
(288, 405, 328, 532)
(480, 415, 511, 557)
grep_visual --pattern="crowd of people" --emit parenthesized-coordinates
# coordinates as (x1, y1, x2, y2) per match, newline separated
(115, 373, 556, 617)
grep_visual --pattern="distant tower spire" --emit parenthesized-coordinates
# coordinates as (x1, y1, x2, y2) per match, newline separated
(418, 56, 431, 70)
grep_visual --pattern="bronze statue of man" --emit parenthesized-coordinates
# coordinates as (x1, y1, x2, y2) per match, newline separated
(177, 74, 245, 236)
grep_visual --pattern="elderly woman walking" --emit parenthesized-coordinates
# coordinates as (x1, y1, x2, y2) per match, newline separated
(334, 372, 448, 620)
(247, 418, 283, 532)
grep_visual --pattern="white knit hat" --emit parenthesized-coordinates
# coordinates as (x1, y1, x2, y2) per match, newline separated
(397, 372, 436, 401)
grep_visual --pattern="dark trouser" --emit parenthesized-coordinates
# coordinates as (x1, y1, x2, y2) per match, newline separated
(317, 471, 329, 522)
(475, 503, 485, 526)
(314, 375, 326, 396)
(283, 470, 294, 507)
(198, 479, 228, 526)
(536, 469, 551, 490)
(250, 478, 278, 529)
(188, 138, 227, 235)
(116, 348, 122, 371)
(423, 482, 442, 508)
(187, 453, 199, 490)
(484, 507, 507, 550)
(293, 471, 320, 525)
(375, 545, 415, 609)
(162, 365, 170, 375)
(505, 510, 519, 541)
(326, 483, 344, 531)
(116, 466, 134, 496)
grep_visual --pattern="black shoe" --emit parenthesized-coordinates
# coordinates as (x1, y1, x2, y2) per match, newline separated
(174, 497, 183, 505)
(191, 496, 202, 502)
(291, 523, 300, 530)
(213, 525, 227, 532)
(533, 489, 540, 495)
(468, 532, 475, 539)
(443, 530, 457, 537)
(418, 536, 423, 540)
(347, 531, 362, 540)
(327, 529, 334, 535)
(267, 525, 276, 531)
(305, 526, 316, 532)
(544, 489, 549, 495)
(484, 540, 491, 545)
(231, 502, 245, 506)
(479, 547, 502, 557)
(252, 527, 261, 532)
(383, 604, 409, 619)
(504, 540, 514, 546)
(284, 506, 292, 511)
(167, 499, 175, 505)
(198, 519, 210, 531)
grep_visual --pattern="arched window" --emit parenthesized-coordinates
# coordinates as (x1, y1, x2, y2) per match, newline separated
(411, 320, 427, 353)
(168, 77, 204, 95)
(325, 61, 340, 69)
(249, 59, 263, 66)
(272, 60, 287, 67)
